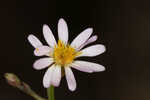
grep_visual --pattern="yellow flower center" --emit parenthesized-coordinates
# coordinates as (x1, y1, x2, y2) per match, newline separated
(53, 40, 81, 66)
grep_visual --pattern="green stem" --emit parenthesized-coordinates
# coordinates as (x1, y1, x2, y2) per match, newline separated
(28, 89, 46, 100)
(21, 82, 47, 100)
(47, 85, 55, 100)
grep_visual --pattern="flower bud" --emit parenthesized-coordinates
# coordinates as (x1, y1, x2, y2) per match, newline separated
(4, 73, 21, 88)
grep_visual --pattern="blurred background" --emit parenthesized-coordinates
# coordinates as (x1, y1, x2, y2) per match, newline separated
(0, 0, 150, 100)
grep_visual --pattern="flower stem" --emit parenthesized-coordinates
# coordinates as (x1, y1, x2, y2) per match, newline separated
(4, 73, 47, 100)
(47, 85, 55, 100)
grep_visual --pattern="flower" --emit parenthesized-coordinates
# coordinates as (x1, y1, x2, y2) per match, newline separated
(28, 18, 106, 91)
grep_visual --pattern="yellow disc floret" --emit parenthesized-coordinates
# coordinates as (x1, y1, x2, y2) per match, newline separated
(53, 40, 81, 66)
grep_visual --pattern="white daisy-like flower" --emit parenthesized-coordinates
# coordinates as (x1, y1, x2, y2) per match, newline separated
(28, 18, 106, 91)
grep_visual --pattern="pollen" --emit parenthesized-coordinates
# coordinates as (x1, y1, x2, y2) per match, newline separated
(36, 48, 39, 51)
(53, 40, 81, 66)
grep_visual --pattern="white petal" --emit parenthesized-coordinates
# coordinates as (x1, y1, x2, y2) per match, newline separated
(34, 46, 52, 56)
(78, 35, 98, 50)
(71, 28, 93, 49)
(28, 34, 43, 48)
(43, 65, 55, 88)
(78, 44, 106, 57)
(65, 67, 76, 91)
(58, 18, 68, 44)
(43, 65, 61, 88)
(33, 58, 53, 70)
(43, 24, 57, 47)
(71, 60, 105, 73)
(51, 65, 61, 87)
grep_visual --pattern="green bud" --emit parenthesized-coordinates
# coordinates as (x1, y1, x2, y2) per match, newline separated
(4, 73, 21, 88)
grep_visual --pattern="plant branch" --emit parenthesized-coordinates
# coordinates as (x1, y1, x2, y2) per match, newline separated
(4, 73, 47, 100)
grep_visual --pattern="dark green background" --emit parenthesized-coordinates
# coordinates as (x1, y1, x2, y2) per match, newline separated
(0, 0, 150, 100)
